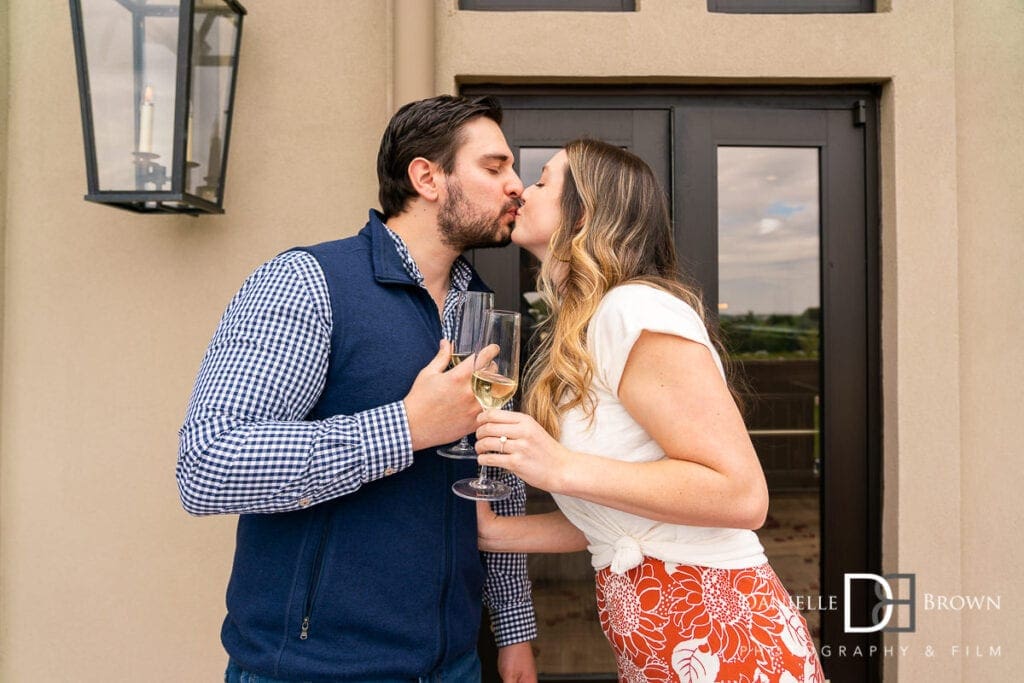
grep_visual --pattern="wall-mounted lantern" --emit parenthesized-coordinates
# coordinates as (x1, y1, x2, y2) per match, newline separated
(69, 0, 246, 215)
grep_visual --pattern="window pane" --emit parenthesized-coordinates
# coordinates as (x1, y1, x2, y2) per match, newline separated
(518, 146, 561, 187)
(718, 147, 819, 319)
(708, 0, 873, 13)
(460, 0, 634, 10)
(81, 0, 179, 191)
(186, 0, 241, 202)
(717, 145, 823, 645)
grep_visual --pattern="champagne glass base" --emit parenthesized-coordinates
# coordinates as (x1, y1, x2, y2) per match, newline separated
(452, 477, 510, 501)
(437, 440, 478, 459)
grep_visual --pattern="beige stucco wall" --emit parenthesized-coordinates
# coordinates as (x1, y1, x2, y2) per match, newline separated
(0, 2, 390, 680)
(1, 0, 9, 435)
(1, 0, 1020, 681)
(956, 0, 1024, 680)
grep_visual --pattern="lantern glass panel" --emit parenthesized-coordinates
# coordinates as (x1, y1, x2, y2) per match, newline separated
(187, 0, 241, 203)
(81, 0, 180, 191)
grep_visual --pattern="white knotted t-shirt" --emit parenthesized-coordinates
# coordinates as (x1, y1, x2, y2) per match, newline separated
(552, 284, 767, 575)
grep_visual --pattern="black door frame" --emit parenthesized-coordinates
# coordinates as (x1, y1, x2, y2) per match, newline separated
(464, 84, 882, 683)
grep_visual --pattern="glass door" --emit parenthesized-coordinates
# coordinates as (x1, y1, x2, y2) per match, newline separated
(676, 101, 881, 683)
(716, 145, 823, 640)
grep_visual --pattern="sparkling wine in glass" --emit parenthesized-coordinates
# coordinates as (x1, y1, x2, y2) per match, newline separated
(437, 290, 494, 459)
(452, 309, 521, 501)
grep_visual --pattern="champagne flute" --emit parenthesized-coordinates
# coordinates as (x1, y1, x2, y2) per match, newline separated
(437, 290, 494, 458)
(452, 310, 521, 501)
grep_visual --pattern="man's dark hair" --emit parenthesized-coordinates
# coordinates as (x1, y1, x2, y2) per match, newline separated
(377, 95, 503, 219)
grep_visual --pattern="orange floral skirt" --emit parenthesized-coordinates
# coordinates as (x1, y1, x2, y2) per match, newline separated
(595, 559, 824, 682)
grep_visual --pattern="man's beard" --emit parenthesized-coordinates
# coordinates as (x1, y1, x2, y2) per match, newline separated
(438, 180, 517, 251)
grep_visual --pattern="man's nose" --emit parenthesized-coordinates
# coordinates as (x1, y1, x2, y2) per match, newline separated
(507, 173, 524, 198)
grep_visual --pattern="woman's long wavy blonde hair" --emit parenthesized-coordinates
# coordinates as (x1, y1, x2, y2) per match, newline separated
(523, 138, 735, 437)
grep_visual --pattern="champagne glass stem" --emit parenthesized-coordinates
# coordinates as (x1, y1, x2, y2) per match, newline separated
(473, 465, 492, 492)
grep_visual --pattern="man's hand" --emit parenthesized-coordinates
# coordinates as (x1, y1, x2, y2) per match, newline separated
(476, 501, 502, 552)
(497, 641, 537, 683)
(403, 340, 482, 451)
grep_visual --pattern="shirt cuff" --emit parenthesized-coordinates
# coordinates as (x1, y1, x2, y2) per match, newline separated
(490, 600, 538, 647)
(355, 401, 414, 481)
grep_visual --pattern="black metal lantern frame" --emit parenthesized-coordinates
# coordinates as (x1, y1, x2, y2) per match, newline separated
(70, 0, 246, 214)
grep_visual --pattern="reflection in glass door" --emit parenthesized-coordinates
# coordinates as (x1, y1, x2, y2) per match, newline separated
(717, 146, 822, 643)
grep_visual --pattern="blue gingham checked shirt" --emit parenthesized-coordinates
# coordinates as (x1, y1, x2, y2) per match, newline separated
(177, 226, 536, 647)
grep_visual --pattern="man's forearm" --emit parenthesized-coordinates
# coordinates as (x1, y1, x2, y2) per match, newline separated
(483, 470, 538, 646)
(177, 402, 413, 515)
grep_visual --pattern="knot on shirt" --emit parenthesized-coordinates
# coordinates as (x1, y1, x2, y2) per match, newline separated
(610, 535, 645, 575)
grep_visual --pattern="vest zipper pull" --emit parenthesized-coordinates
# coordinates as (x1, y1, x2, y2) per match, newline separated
(299, 617, 310, 640)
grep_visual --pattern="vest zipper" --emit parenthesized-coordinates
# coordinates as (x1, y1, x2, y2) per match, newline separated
(299, 516, 332, 641)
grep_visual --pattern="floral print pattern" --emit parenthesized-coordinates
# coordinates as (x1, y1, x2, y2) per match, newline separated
(595, 560, 824, 682)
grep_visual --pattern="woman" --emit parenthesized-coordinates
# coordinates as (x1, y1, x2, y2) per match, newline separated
(475, 139, 824, 682)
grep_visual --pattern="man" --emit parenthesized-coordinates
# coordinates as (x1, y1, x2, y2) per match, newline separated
(178, 95, 537, 682)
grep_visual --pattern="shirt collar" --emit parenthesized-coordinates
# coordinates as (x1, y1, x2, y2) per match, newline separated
(369, 211, 472, 294)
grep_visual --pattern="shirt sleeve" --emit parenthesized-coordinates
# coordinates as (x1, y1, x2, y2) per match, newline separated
(482, 469, 538, 647)
(176, 251, 414, 515)
(590, 284, 724, 396)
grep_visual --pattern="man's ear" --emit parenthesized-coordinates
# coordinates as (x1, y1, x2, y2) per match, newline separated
(407, 157, 443, 203)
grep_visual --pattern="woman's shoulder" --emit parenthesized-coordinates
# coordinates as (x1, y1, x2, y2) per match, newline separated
(597, 282, 704, 323)
(588, 282, 718, 393)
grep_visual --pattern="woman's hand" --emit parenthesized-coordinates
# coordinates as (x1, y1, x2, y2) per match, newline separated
(475, 410, 574, 494)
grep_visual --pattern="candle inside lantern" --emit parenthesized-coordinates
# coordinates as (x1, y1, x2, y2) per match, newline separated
(138, 85, 154, 154)
(186, 112, 194, 161)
